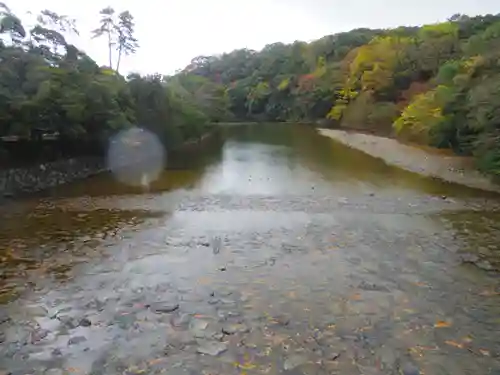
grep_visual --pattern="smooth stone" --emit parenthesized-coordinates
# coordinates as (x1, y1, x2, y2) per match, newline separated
(30, 329, 50, 344)
(284, 355, 308, 370)
(0, 312, 10, 325)
(196, 340, 228, 356)
(190, 319, 210, 338)
(401, 362, 420, 375)
(207, 298, 220, 305)
(79, 318, 92, 327)
(57, 316, 79, 329)
(45, 369, 64, 375)
(222, 323, 250, 335)
(273, 314, 290, 326)
(51, 348, 63, 357)
(68, 336, 87, 346)
(358, 281, 390, 292)
(149, 303, 180, 313)
(170, 313, 192, 327)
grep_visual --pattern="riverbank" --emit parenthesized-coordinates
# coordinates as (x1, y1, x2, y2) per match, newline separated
(318, 128, 500, 193)
(0, 129, 219, 200)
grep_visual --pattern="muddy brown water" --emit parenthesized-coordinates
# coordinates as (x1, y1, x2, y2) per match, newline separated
(1, 124, 500, 375)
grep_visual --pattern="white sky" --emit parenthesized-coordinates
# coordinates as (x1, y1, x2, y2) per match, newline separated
(11, 0, 500, 76)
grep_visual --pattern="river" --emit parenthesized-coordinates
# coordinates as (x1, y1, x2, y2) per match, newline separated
(1, 124, 500, 375)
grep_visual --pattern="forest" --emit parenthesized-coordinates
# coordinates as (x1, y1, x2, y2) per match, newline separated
(0, 2, 229, 163)
(1, 3, 500, 176)
(182, 13, 500, 177)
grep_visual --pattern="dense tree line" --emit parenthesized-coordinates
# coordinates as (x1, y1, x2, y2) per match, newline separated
(0, 2, 229, 163)
(181, 13, 500, 177)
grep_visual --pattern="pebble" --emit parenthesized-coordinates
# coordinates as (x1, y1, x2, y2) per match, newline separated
(44, 369, 64, 375)
(51, 348, 63, 357)
(222, 323, 250, 335)
(30, 329, 50, 344)
(170, 313, 192, 327)
(79, 318, 92, 327)
(68, 336, 87, 345)
(273, 314, 290, 326)
(57, 315, 79, 329)
(190, 319, 210, 338)
(283, 355, 308, 370)
(401, 362, 420, 375)
(0, 312, 10, 325)
(149, 303, 180, 313)
(196, 340, 228, 356)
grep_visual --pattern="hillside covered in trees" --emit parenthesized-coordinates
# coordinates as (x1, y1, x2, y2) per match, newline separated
(180, 13, 500, 177)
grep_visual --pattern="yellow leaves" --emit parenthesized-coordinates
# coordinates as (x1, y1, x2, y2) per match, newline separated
(277, 78, 290, 91)
(234, 354, 257, 371)
(434, 320, 452, 328)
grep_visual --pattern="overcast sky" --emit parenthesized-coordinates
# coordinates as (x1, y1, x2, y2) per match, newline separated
(12, 0, 500, 75)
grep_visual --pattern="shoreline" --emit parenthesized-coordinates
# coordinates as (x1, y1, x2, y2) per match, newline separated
(318, 128, 500, 194)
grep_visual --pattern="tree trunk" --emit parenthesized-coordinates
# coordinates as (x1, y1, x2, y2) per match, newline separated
(116, 46, 122, 73)
(107, 28, 113, 69)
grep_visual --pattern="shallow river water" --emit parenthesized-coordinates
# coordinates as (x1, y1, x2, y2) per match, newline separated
(1, 124, 500, 375)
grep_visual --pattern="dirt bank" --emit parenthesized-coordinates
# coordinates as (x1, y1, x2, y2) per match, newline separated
(318, 128, 500, 193)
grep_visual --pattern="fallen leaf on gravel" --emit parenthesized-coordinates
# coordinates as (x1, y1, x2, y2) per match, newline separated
(435, 321, 452, 328)
(445, 340, 463, 349)
(350, 293, 362, 301)
(148, 358, 166, 366)
(479, 349, 490, 356)
(413, 282, 427, 287)
(479, 290, 500, 297)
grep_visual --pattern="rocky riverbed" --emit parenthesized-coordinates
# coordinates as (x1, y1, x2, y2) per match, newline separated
(1, 124, 499, 375)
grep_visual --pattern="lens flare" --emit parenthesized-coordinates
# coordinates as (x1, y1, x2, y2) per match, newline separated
(106, 127, 165, 188)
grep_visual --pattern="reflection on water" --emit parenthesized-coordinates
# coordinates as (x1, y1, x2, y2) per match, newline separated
(0, 124, 500, 375)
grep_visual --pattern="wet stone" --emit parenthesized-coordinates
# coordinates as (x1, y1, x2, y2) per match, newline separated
(460, 253, 480, 264)
(284, 355, 308, 370)
(273, 314, 291, 326)
(79, 318, 92, 327)
(114, 313, 136, 329)
(51, 348, 63, 357)
(190, 319, 210, 338)
(57, 315, 79, 329)
(401, 362, 420, 375)
(149, 302, 180, 313)
(170, 313, 192, 328)
(358, 281, 390, 292)
(222, 323, 250, 335)
(30, 329, 50, 344)
(68, 336, 87, 346)
(45, 369, 64, 375)
(0, 312, 10, 325)
(196, 340, 228, 356)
